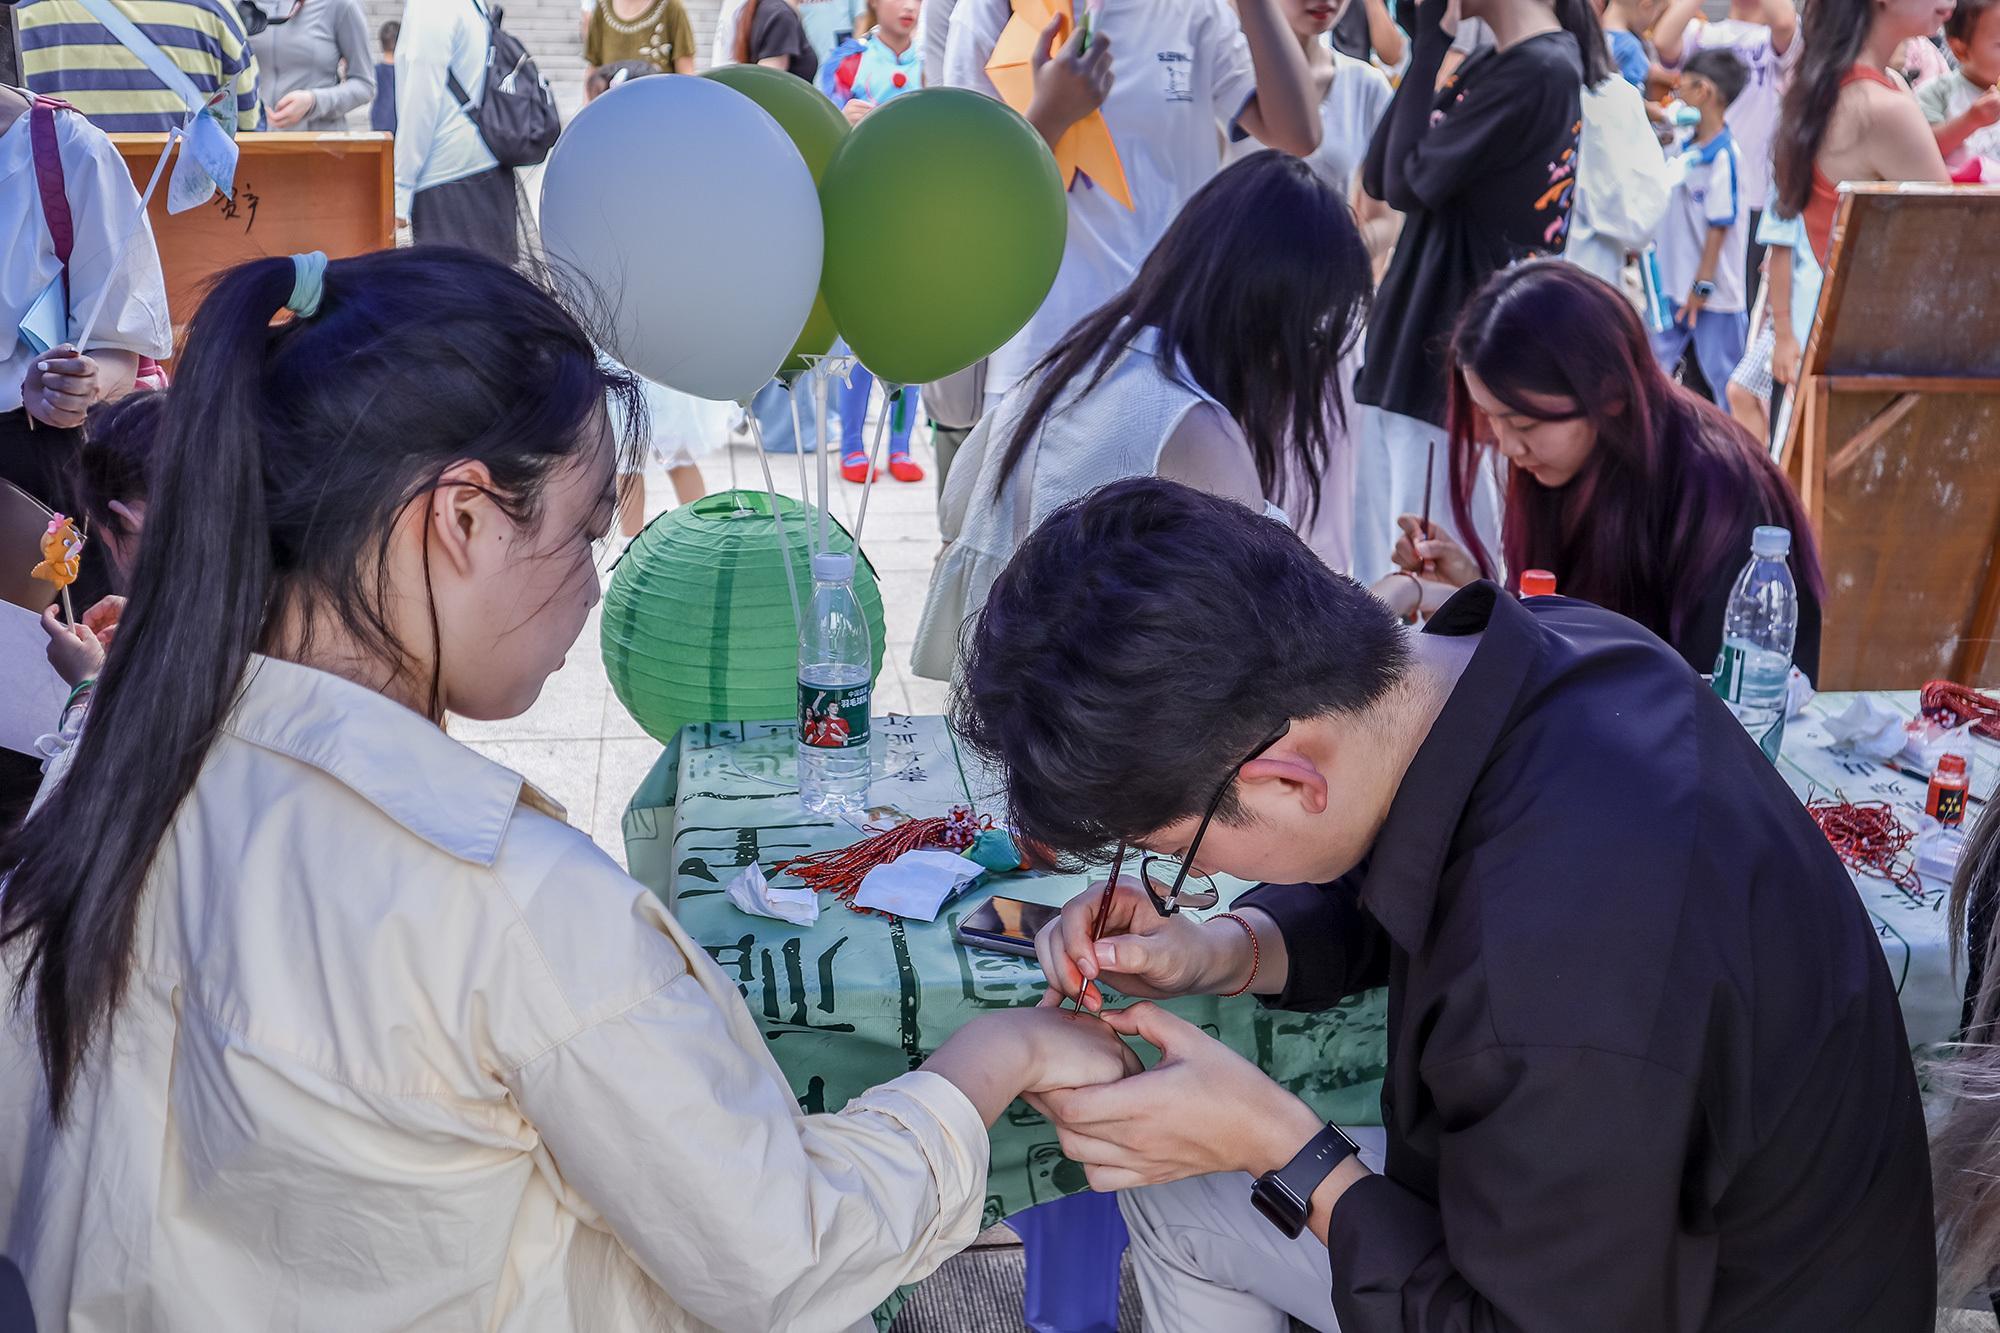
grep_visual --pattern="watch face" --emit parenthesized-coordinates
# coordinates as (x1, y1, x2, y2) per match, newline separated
(1250, 1177, 1307, 1239)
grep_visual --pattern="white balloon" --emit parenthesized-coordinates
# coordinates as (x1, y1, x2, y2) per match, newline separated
(540, 77, 822, 402)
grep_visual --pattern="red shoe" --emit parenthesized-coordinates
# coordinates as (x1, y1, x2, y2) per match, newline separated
(888, 455, 925, 483)
(841, 456, 878, 483)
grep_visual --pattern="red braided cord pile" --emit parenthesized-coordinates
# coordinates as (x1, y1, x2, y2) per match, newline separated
(1805, 791, 1924, 902)
(1922, 680, 2000, 743)
(773, 804, 990, 916)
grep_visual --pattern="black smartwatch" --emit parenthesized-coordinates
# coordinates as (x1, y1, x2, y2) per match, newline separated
(1250, 1123, 1361, 1239)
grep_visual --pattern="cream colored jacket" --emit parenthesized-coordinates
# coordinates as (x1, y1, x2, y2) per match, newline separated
(0, 656, 987, 1332)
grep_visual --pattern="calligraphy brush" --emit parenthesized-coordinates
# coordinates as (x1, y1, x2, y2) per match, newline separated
(1419, 442, 1436, 575)
(1070, 844, 1125, 1014)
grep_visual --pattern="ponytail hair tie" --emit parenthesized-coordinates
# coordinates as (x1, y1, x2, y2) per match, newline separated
(286, 251, 328, 318)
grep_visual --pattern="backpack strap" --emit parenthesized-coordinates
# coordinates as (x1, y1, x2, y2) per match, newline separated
(446, 0, 493, 107)
(29, 95, 77, 314)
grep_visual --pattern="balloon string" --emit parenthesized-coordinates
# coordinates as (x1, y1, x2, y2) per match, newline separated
(852, 381, 896, 551)
(788, 380, 815, 558)
(814, 362, 832, 559)
(744, 406, 804, 639)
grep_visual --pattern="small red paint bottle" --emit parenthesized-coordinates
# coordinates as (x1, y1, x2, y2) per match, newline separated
(1928, 753, 1970, 828)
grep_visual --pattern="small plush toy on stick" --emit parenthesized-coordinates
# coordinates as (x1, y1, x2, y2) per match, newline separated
(32, 514, 85, 626)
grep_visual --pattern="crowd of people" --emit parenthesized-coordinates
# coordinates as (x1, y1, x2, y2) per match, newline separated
(3, 0, 1998, 1324)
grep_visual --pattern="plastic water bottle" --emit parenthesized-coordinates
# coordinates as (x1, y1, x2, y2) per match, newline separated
(798, 551, 873, 813)
(1712, 526, 1798, 761)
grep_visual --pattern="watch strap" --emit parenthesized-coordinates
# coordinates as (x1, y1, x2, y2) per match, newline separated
(1251, 1122, 1359, 1238)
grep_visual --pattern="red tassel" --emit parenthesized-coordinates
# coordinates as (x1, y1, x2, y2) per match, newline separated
(774, 804, 991, 915)
(1922, 680, 2000, 743)
(1806, 790, 1923, 903)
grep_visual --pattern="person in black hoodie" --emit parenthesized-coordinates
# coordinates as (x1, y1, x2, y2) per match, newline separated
(1348, 0, 1604, 587)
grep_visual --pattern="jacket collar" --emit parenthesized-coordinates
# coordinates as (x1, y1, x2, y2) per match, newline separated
(222, 655, 563, 866)
(1358, 583, 1539, 952)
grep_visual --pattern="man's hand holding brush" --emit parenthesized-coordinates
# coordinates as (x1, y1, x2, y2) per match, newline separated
(1034, 875, 1289, 1011)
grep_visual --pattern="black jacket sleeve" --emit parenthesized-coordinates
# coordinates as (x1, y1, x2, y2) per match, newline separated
(1362, 0, 1449, 207)
(1232, 876, 1392, 1011)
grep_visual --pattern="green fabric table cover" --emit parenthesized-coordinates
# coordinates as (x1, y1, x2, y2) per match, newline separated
(622, 695, 1977, 1224)
(623, 716, 1387, 1226)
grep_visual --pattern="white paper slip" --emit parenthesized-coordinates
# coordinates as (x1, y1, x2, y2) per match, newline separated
(853, 849, 985, 922)
(0, 600, 71, 757)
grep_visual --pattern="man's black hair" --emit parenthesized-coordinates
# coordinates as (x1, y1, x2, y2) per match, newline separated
(950, 478, 1410, 867)
(1683, 48, 1749, 108)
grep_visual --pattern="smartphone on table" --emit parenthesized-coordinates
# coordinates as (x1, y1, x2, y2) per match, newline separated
(956, 894, 1060, 958)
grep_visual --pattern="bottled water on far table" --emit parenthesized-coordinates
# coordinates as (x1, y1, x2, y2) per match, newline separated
(799, 552, 874, 813)
(1712, 525, 1799, 761)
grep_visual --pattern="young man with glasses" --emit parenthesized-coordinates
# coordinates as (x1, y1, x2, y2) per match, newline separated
(951, 477, 1934, 1331)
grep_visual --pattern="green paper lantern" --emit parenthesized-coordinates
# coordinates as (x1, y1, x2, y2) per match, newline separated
(602, 490, 888, 745)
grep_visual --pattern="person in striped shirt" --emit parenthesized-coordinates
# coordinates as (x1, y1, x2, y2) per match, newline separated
(19, 0, 263, 134)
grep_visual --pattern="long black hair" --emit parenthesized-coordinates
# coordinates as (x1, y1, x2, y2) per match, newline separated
(0, 247, 643, 1122)
(1445, 261, 1822, 643)
(997, 150, 1372, 525)
(1773, 0, 1874, 218)
(1553, 0, 1613, 89)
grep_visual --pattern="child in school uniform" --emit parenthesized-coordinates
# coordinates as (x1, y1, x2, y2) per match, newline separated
(1649, 47, 1750, 407)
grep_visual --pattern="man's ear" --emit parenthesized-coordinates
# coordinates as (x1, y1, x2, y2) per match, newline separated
(425, 459, 503, 580)
(1238, 751, 1330, 817)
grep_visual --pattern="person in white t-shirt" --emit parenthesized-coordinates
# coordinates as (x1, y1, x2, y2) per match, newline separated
(943, 0, 1321, 403)
(1649, 47, 1750, 407)
(1653, 0, 1797, 302)
(1227, 0, 1394, 198)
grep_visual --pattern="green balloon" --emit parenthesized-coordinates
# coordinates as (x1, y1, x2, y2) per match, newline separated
(699, 63, 849, 376)
(699, 63, 848, 182)
(819, 88, 1066, 387)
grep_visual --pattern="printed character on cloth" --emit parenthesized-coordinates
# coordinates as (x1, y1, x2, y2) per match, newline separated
(1648, 47, 1751, 406)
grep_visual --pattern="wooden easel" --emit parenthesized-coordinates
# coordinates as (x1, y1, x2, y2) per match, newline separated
(1780, 183, 2000, 690)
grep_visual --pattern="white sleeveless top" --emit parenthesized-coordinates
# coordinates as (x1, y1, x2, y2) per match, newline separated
(910, 329, 1287, 681)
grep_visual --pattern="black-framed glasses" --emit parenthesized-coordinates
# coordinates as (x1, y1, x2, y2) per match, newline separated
(1108, 720, 1293, 918)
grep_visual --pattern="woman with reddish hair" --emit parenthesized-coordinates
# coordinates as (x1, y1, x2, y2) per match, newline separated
(1390, 259, 1825, 681)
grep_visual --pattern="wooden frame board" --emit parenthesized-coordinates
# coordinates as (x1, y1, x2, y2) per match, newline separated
(1779, 183, 2000, 690)
(107, 131, 395, 341)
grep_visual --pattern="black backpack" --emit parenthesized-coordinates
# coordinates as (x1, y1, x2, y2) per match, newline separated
(448, 1, 561, 168)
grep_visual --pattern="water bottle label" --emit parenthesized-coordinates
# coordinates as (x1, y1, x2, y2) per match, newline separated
(800, 679, 871, 749)
(1713, 643, 1745, 703)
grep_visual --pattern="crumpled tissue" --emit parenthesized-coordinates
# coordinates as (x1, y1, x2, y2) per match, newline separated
(854, 849, 986, 922)
(725, 862, 820, 926)
(1822, 695, 1906, 760)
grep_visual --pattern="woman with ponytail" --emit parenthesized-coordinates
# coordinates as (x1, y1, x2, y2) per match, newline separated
(0, 249, 1137, 1331)
(1348, 0, 1604, 587)
(1770, 0, 1951, 265)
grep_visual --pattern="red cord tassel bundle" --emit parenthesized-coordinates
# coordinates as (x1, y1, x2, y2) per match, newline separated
(774, 805, 990, 915)
(1922, 680, 2000, 743)
(1805, 791, 1924, 902)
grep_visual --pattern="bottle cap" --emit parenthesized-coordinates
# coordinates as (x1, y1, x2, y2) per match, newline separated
(1751, 526, 1792, 558)
(812, 552, 854, 582)
(1519, 569, 1557, 597)
(1936, 753, 1969, 778)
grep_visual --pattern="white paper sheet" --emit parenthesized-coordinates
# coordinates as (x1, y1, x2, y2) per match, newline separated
(0, 600, 69, 757)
